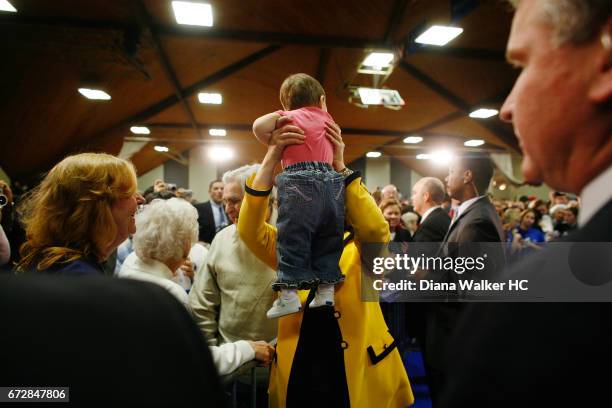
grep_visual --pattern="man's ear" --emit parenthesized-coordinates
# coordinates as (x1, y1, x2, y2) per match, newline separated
(589, 18, 612, 103)
(463, 169, 474, 185)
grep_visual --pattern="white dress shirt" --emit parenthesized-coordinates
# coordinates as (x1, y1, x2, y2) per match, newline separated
(578, 165, 612, 227)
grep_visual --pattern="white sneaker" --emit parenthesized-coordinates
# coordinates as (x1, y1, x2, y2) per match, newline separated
(266, 293, 301, 319)
(308, 284, 335, 308)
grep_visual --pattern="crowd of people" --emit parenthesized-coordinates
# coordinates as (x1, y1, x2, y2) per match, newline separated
(1, 0, 610, 406)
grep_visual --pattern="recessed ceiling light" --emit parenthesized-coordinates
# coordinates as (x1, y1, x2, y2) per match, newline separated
(78, 88, 111, 100)
(403, 136, 423, 144)
(0, 0, 17, 12)
(198, 92, 222, 104)
(209, 128, 227, 137)
(464, 139, 485, 147)
(469, 108, 498, 119)
(366, 151, 382, 158)
(362, 52, 394, 69)
(130, 126, 150, 135)
(415, 25, 463, 46)
(416, 153, 430, 160)
(499, 183, 507, 191)
(208, 147, 233, 161)
(430, 150, 453, 166)
(171, 1, 213, 26)
(357, 88, 404, 106)
(154, 145, 169, 152)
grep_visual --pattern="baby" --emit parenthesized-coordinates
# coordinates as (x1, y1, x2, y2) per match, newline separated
(252, 73, 345, 319)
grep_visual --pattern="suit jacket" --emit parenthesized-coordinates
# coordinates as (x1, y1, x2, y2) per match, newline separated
(440, 199, 612, 407)
(425, 196, 505, 371)
(194, 200, 227, 243)
(0, 275, 226, 406)
(413, 207, 451, 243)
(392, 225, 413, 242)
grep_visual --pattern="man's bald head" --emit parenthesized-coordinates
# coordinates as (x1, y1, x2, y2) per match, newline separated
(412, 177, 446, 216)
(381, 184, 399, 200)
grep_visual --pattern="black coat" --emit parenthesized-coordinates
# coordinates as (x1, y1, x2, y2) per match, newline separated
(392, 225, 413, 242)
(424, 197, 505, 378)
(0, 275, 226, 407)
(439, 199, 612, 407)
(413, 207, 451, 243)
(194, 200, 227, 243)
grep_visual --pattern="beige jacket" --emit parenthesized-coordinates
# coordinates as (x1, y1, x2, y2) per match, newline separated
(189, 224, 278, 345)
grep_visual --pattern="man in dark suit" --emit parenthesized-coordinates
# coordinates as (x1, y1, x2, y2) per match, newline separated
(423, 154, 505, 405)
(438, 0, 612, 406)
(411, 176, 451, 243)
(0, 274, 226, 406)
(403, 176, 452, 365)
(194, 179, 229, 243)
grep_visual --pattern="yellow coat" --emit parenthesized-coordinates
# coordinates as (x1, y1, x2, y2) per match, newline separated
(238, 173, 414, 408)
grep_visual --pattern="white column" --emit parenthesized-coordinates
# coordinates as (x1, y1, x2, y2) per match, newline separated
(137, 165, 164, 193)
(365, 156, 390, 193)
(189, 146, 218, 203)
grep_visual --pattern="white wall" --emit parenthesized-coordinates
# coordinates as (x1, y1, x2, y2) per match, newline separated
(365, 156, 390, 192)
(410, 169, 423, 195)
(189, 146, 218, 203)
(137, 165, 164, 193)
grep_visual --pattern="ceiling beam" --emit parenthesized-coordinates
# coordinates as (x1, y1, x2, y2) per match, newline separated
(384, 0, 410, 43)
(409, 46, 505, 62)
(136, 1, 201, 139)
(1, 14, 504, 62)
(399, 60, 519, 151)
(86, 44, 281, 146)
(315, 48, 331, 85)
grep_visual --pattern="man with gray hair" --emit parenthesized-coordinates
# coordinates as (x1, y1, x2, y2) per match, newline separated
(440, 1, 612, 406)
(190, 164, 279, 347)
(381, 184, 400, 201)
(410, 177, 451, 243)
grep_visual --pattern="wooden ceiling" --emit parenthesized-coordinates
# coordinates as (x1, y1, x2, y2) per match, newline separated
(0, 0, 519, 182)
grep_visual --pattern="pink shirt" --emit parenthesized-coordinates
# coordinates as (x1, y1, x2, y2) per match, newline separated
(277, 107, 334, 168)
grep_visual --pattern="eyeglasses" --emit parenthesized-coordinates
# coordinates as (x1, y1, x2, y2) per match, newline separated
(223, 197, 242, 207)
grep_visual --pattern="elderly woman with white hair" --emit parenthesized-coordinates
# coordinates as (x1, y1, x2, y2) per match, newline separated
(119, 197, 197, 307)
(119, 197, 274, 375)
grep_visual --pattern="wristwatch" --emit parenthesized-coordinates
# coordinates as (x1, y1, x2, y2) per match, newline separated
(338, 167, 354, 178)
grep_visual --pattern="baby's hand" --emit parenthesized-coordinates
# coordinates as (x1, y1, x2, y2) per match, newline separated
(275, 115, 292, 129)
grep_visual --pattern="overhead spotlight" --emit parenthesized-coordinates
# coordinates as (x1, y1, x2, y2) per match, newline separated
(198, 92, 222, 104)
(0, 0, 17, 12)
(357, 88, 404, 106)
(208, 147, 233, 161)
(403, 136, 423, 144)
(416, 153, 430, 160)
(154, 145, 169, 152)
(415, 25, 463, 46)
(130, 126, 150, 135)
(209, 128, 227, 137)
(358, 52, 395, 75)
(366, 151, 382, 158)
(469, 108, 498, 119)
(430, 150, 453, 166)
(464, 139, 485, 147)
(499, 183, 507, 191)
(171, 1, 213, 27)
(78, 88, 111, 100)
